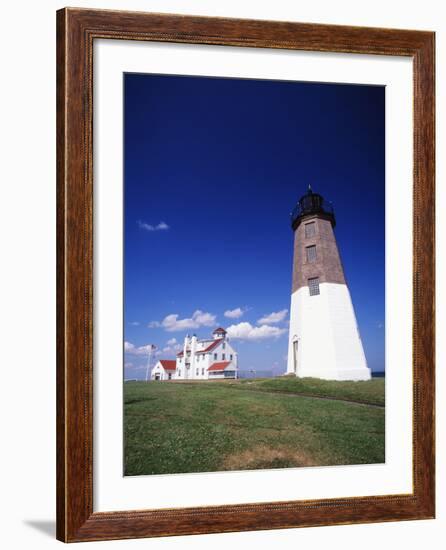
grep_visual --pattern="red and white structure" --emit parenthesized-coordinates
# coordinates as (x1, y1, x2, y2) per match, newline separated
(151, 360, 176, 381)
(151, 328, 238, 380)
(286, 187, 371, 381)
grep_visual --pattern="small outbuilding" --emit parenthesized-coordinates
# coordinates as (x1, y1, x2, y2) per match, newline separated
(151, 359, 176, 381)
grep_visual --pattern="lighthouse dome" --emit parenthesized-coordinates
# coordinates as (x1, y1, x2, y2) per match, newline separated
(291, 185, 335, 230)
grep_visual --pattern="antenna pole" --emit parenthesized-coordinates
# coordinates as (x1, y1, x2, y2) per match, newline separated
(145, 345, 154, 382)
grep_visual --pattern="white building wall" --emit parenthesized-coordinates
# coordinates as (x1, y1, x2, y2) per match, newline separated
(287, 282, 371, 381)
(151, 362, 173, 381)
(174, 337, 238, 380)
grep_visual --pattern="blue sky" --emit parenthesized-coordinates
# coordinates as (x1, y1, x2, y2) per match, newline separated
(124, 73, 385, 379)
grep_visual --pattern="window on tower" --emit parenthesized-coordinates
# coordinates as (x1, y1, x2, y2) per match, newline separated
(305, 222, 316, 238)
(306, 245, 317, 263)
(308, 277, 320, 296)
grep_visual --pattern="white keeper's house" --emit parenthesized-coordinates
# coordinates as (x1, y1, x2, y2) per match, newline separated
(151, 327, 239, 381)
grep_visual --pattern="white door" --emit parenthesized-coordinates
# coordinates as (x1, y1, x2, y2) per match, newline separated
(293, 339, 299, 374)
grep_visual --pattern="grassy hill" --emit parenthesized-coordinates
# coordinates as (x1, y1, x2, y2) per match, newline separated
(231, 376, 385, 406)
(124, 377, 385, 476)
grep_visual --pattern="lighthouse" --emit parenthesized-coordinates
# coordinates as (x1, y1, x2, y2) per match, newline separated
(286, 187, 371, 381)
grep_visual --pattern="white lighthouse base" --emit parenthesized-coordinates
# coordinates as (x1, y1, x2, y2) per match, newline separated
(286, 283, 371, 381)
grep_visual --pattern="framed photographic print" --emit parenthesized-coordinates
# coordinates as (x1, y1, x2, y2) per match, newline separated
(56, 7, 435, 543)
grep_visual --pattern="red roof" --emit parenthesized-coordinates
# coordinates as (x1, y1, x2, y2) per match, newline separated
(196, 340, 221, 354)
(159, 360, 176, 371)
(212, 327, 227, 334)
(208, 361, 232, 372)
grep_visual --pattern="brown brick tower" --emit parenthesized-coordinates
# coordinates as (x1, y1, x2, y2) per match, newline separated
(286, 186, 371, 380)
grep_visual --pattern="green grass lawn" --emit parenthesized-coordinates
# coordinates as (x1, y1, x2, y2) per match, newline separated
(231, 376, 385, 406)
(124, 377, 385, 476)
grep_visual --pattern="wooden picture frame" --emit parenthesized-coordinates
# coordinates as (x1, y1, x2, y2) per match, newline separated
(56, 7, 435, 542)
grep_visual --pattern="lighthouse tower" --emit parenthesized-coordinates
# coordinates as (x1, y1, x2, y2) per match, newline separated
(286, 187, 371, 381)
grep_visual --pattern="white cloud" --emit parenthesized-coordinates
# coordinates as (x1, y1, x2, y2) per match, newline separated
(162, 345, 180, 355)
(124, 341, 157, 356)
(224, 307, 245, 319)
(124, 364, 147, 372)
(226, 322, 287, 341)
(151, 310, 217, 332)
(124, 341, 134, 352)
(257, 309, 288, 325)
(162, 337, 182, 356)
(129, 321, 140, 326)
(137, 220, 170, 232)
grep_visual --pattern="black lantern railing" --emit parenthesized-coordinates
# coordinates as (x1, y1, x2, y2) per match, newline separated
(290, 191, 335, 229)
